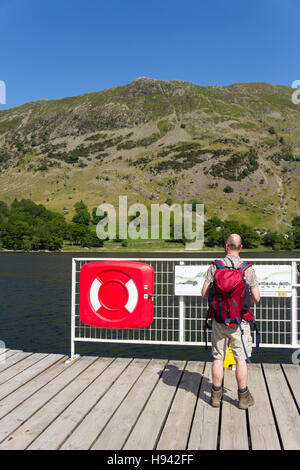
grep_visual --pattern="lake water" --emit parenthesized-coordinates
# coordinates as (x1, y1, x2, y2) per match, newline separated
(0, 251, 298, 363)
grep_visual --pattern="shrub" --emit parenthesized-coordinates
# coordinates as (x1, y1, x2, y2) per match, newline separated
(210, 148, 259, 181)
(36, 161, 47, 171)
(292, 216, 300, 228)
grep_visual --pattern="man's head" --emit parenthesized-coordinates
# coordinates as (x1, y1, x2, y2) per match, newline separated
(224, 233, 243, 254)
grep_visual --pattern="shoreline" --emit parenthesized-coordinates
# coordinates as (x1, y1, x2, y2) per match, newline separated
(0, 248, 299, 254)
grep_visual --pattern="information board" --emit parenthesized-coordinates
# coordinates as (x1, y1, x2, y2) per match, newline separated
(174, 265, 209, 296)
(174, 264, 292, 297)
(252, 264, 292, 297)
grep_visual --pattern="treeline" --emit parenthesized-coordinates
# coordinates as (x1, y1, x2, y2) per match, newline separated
(204, 216, 300, 250)
(0, 199, 103, 251)
(0, 198, 299, 251)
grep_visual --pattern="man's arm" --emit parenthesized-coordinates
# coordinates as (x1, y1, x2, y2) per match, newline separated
(245, 266, 260, 303)
(201, 264, 215, 298)
(201, 280, 210, 299)
(250, 286, 260, 303)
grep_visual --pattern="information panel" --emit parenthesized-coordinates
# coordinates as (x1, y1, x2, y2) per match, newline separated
(252, 264, 292, 297)
(174, 264, 292, 297)
(174, 265, 209, 296)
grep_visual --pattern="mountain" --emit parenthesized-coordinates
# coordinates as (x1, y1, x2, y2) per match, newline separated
(0, 77, 299, 229)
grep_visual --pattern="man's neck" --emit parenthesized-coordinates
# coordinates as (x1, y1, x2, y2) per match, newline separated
(225, 252, 241, 257)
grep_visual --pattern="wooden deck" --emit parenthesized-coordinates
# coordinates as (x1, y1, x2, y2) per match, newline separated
(0, 349, 299, 450)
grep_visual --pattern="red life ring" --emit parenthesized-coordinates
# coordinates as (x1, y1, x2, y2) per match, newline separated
(80, 261, 154, 328)
(89, 270, 139, 321)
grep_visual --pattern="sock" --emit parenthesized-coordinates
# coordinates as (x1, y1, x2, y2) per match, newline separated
(238, 386, 248, 393)
(212, 384, 222, 391)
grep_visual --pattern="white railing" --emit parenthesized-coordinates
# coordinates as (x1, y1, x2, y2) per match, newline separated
(70, 257, 300, 358)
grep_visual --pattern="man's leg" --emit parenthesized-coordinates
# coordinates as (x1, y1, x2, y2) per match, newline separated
(210, 321, 228, 407)
(212, 359, 224, 387)
(230, 323, 255, 409)
(210, 359, 223, 407)
(235, 359, 248, 390)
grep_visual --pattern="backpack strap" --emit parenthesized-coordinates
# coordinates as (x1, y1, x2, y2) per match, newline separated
(237, 261, 251, 280)
(237, 261, 251, 272)
(236, 318, 251, 364)
(204, 316, 211, 351)
(250, 314, 260, 353)
(212, 259, 226, 270)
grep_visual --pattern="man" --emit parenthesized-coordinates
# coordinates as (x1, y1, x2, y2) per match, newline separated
(201, 233, 260, 409)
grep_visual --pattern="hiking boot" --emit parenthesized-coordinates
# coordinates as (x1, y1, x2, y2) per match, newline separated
(210, 387, 222, 407)
(238, 388, 255, 409)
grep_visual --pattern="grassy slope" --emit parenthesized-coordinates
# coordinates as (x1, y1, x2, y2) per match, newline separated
(0, 78, 299, 230)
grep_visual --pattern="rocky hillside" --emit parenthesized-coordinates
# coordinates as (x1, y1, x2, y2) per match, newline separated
(0, 77, 299, 229)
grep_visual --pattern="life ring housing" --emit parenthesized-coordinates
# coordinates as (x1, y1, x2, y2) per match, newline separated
(79, 261, 154, 328)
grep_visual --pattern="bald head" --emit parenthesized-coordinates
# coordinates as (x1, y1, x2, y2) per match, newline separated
(225, 233, 242, 253)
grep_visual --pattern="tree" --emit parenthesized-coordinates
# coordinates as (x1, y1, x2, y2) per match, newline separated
(0, 201, 9, 224)
(291, 216, 300, 228)
(293, 227, 300, 249)
(0, 198, 66, 251)
(240, 225, 261, 248)
(72, 201, 90, 225)
(0, 219, 32, 250)
(204, 217, 224, 247)
(0, 201, 9, 217)
(80, 231, 104, 248)
(66, 224, 89, 245)
(91, 207, 107, 225)
(263, 231, 294, 250)
(222, 220, 242, 241)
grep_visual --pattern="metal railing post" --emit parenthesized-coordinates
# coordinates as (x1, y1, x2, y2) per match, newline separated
(66, 258, 80, 363)
(291, 261, 298, 348)
(179, 296, 185, 343)
(179, 261, 185, 343)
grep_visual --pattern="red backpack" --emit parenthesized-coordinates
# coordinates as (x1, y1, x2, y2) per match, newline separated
(207, 259, 254, 326)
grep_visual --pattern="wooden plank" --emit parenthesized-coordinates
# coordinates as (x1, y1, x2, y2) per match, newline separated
(0, 355, 96, 443)
(0, 356, 115, 450)
(29, 357, 133, 450)
(188, 362, 220, 450)
(91, 359, 167, 450)
(0, 355, 67, 419)
(0, 351, 32, 374)
(0, 353, 65, 403)
(61, 359, 150, 450)
(282, 364, 300, 409)
(157, 361, 204, 450)
(263, 364, 300, 450)
(123, 360, 186, 450)
(220, 368, 249, 450)
(0, 353, 48, 385)
(0, 349, 19, 359)
(0, 350, 21, 367)
(247, 364, 281, 450)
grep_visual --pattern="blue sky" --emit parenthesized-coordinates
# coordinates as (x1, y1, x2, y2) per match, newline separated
(0, 0, 299, 109)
